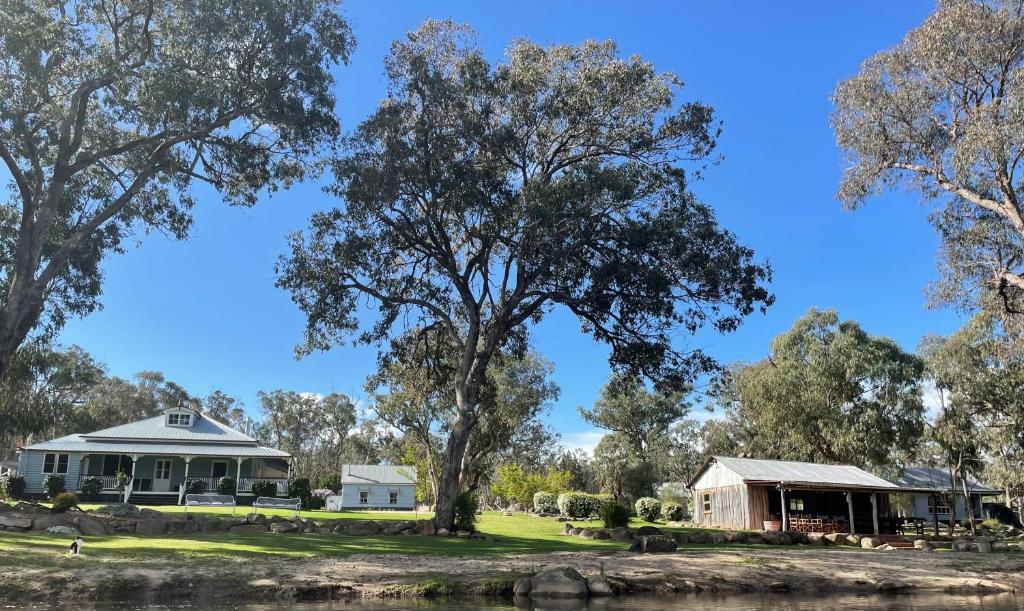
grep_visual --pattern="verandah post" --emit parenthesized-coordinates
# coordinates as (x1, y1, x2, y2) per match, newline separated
(846, 491, 855, 534)
(780, 485, 788, 531)
(870, 492, 879, 535)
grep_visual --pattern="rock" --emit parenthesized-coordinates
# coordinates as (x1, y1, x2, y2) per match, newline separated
(167, 520, 198, 534)
(974, 540, 992, 553)
(609, 527, 631, 542)
(346, 521, 380, 536)
(513, 576, 532, 596)
(529, 567, 589, 598)
(860, 537, 880, 549)
(877, 544, 894, 551)
(952, 540, 971, 552)
(417, 519, 436, 536)
(45, 525, 79, 535)
(709, 533, 727, 544)
(762, 530, 784, 545)
(139, 508, 162, 518)
(578, 528, 595, 538)
(847, 534, 862, 546)
(270, 521, 298, 534)
(75, 515, 111, 535)
(876, 579, 911, 592)
(824, 533, 848, 546)
(587, 576, 614, 596)
(246, 513, 266, 525)
(629, 535, 678, 553)
(569, 527, 582, 536)
(913, 539, 933, 551)
(0, 515, 33, 529)
(807, 533, 826, 546)
(230, 524, 268, 533)
(93, 503, 140, 518)
(688, 531, 710, 544)
(135, 519, 167, 535)
(31, 513, 76, 531)
(634, 525, 662, 536)
(744, 533, 765, 545)
(768, 581, 792, 592)
(455, 530, 472, 538)
(561, 523, 574, 535)
(197, 518, 227, 533)
(723, 531, 744, 543)
(992, 541, 1008, 552)
(593, 530, 610, 540)
(436, 528, 450, 537)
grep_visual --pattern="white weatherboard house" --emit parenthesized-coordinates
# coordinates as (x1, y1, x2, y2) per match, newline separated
(340, 464, 417, 509)
(17, 406, 291, 504)
(890, 466, 1001, 522)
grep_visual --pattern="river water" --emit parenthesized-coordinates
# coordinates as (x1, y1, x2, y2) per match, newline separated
(9, 593, 1024, 611)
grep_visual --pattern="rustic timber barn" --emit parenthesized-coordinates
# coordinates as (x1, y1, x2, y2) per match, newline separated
(688, 456, 900, 534)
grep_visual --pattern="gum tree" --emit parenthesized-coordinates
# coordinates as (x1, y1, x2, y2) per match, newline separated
(0, 0, 353, 379)
(279, 21, 772, 529)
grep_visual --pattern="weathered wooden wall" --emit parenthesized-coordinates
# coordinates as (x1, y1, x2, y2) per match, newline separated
(694, 484, 750, 529)
(747, 485, 770, 529)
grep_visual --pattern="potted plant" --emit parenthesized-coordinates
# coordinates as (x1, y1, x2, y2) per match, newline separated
(764, 514, 782, 531)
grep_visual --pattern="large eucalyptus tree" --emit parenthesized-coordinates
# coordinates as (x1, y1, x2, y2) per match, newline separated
(279, 20, 772, 528)
(0, 0, 353, 379)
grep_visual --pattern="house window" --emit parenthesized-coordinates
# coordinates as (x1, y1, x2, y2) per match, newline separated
(43, 453, 69, 475)
(167, 413, 191, 426)
(359, 490, 369, 504)
(702, 492, 712, 513)
(928, 496, 951, 516)
(211, 461, 228, 478)
(789, 498, 804, 511)
(389, 491, 399, 505)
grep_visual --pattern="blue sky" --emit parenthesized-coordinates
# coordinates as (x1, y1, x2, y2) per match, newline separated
(56, 0, 959, 453)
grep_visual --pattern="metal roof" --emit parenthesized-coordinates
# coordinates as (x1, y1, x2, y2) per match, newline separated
(890, 466, 1001, 495)
(708, 456, 900, 490)
(341, 464, 417, 485)
(21, 435, 289, 458)
(81, 413, 256, 443)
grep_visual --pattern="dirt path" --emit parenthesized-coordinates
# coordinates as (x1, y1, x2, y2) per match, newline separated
(4, 547, 1023, 604)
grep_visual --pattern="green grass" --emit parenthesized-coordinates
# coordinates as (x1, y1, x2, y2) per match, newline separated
(72, 502, 428, 522)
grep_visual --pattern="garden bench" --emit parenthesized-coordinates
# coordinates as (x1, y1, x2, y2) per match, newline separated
(184, 494, 237, 515)
(253, 496, 302, 515)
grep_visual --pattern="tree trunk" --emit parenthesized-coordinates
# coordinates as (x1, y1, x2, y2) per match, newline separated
(960, 465, 977, 535)
(432, 409, 477, 531)
(947, 463, 958, 534)
(0, 281, 48, 383)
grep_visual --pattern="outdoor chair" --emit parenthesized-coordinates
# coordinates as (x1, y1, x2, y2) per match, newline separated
(253, 496, 302, 517)
(184, 494, 237, 515)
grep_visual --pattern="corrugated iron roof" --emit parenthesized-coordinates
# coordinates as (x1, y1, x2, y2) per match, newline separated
(341, 464, 417, 485)
(891, 466, 1001, 494)
(713, 456, 899, 489)
(22, 435, 288, 458)
(81, 414, 256, 443)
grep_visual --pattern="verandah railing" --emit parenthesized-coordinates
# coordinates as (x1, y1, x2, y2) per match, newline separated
(78, 475, 288, 494)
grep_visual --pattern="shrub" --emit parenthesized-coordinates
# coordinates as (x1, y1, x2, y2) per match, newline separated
(184, 478, 206, 495)
(317, 474, 342, 493)
(115, 470, 130, 492)
(981, 517, 1003, 531)
(635, 497, 662, 522)
(52, 492, 80, 512)
(557, 492, 613, 518)
(454, 491, 478, 532)
(80, 476, 103, 501)
(44, 474, 66, 499)
(250, 480, 278, 498)
(2, 475, 26, 499)
(307, 496, 325, 510)
(288, 478, 313, 508)
(308, 488, 332, 510)
(661, 501, 685, 522)
(217, 476, 236, 496)
(533, 491, 558, 514)
(312, 488, 333, 500)
(601, 503, 631, 528)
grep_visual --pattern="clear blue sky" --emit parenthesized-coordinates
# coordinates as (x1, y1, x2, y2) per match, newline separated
(57, 0, 959, 453)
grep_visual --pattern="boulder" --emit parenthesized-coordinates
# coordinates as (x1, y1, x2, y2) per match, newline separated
(952, 540, 972, 552)
(136, 519, 168, 535)
(167, 520, 198, 534)
(561, 523, 575, 535)
(31, 513, 76, 531)
(0, 515, 33, 529)
(847, 534, 862, 546)
(247, 513, 266, 525)
(197, 518, 227, 533)
(744, 533, 764, 545)
(861, 537, 880, 549)
(974, 540, 992, 553)
(569, 527, 582, 536)
(824, 533, 849, 546)
(529, 567, 589, 598)
(417, 519, 436, 536)
(75, 515, 112, 535)
(609, 527, 631, 542)
(230, 524, 268, 534)
(93, 503, 140, 518)
(913, 540, 933, 551)
(436, 528, 450, 537)
(723, 531, 745, 543)
(877, 579, 911, 592)
(347, 521, 380, 536)
(578, 528, 595, 538)
(807, 533, 826, 546)
(992, 541, 1008, 552)
(593, 530, 611, 540)
(630, 535, 678, 553)
(762, 530, 785, 545)
(768, 581, 792, 592)
(45, 525, 79, 535)
(139, 508, 163, 518)
(587, 576, 614, 596)
(270, 521, 299, 534)
(688, 531, 710, 544)
(634, 525, 662, 536)
(709, 533, 727, 544)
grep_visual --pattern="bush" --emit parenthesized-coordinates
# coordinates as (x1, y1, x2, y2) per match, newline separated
(307, 496, 325, 510)
(2, 475, 26, 499)
(454, 491, 478, 532)
(308, 488, 332, 510)
(52, 492, 80, 512)
(80, 476, 103, 501)
(115, 470, 129, 492)
(317, 474, 342, 493)
(557, 492, 613, 518)
(184, 478, 206, 495)
(533, 491, 558, 514)
(250, 480, 278, 498)
(635, 497, 662, 522)
(44, 474, 66, 499)
(217, 476, 236, 496)
(981, 517, 1003, 531)
(601, 503, 631, 528)
(661, 501, 685, 522)
(288, 478, 313, 509)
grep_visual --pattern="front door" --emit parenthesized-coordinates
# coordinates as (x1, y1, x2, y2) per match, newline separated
(153, 459, 172, 492)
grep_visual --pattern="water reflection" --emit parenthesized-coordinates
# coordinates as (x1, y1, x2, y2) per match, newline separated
(13, 593, 1024, 611)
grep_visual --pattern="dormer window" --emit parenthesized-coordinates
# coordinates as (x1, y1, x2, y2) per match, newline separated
(167, 412, 192, 427)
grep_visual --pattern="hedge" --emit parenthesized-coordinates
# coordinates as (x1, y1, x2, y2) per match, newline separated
(635, 497, 661, 522)
(556, 492, 613, 518)
(533, 491, 558, 514)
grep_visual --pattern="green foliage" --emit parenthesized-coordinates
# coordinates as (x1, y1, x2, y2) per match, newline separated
(2, 475, 26, 499)
(115, 470, 129, 492)
(634, 497, 662, 522)
(661, 501, 685, 522)
(79, 477, 103, 501)
(288, 478, 313, 508)
(250, 480, 278, 498)
(556, 492, 613, 519)
(217, 476, 236, 496)
(601, 503, 631, 529)
(454, 491, 478, 532)
(44, 474, 65, 499)
(581, 374, 687, 462)
(184, 479, 206, 495)
(981, 518, 1003, 531)
(317, 474, 342, 494)
(306, 496, 326, 510)
(491, 464, 572, 510)
(533, 491, 558, 514)
(51, 492, 79, 513)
